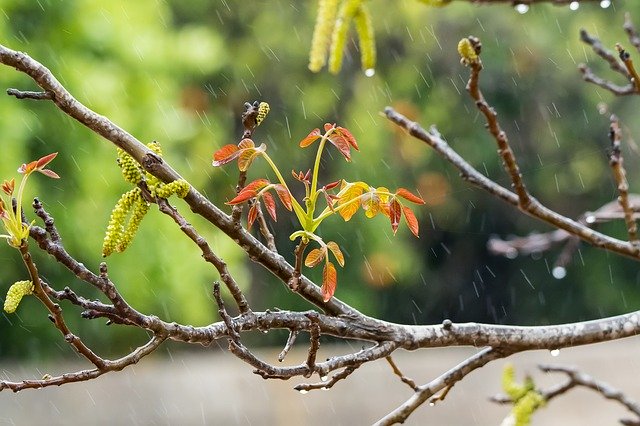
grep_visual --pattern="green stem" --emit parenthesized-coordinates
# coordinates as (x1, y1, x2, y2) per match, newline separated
(261, 153, 307, 225)
(309, 128, 335, 209)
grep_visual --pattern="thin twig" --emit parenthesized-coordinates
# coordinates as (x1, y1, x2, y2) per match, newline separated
(386, 356, 419, 391)
(616, 44, 640, 93)
(0, 334, 166, 392)
(6, 88, 53, 100)
(213, 282, 240, 342)
(375, 347, 513, 425)
(608, 115, 638, 244)
(294, 365, 360, 392)
(624, 13, 640, 54)
(278, 330, 299, 362)
(464, 36, 529, 207)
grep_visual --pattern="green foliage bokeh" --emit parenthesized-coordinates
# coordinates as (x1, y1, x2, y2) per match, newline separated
(1, 0, 640, 358)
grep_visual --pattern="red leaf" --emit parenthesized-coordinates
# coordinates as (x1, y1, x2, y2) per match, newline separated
(389, 199, 402, 235)
(324, 123, 335, 132)
(322, 262, 337, 302)
(243, 179, 270, 192)
(403, 206, 420, 237)
(324, 191, 336, 211)
(305, 248, 326, 268)
(36, 152, 58, 169)
(262, 192, 277, 221)
(396, 188, 425, 204)
(336, 127, 358, 150)
(247, 204, 258, 230)
(299, 128, 321, 148)
(212, 144, 240, 167)
(274, 184, 292, 211)
(323, 180, 341, 191)
(226, 189, 257, 205)
(328, 134, 352, 161)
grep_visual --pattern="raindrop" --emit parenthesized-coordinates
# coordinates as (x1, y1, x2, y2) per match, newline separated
(429, 402, 435, 407)
(600, 0, 611, 8)
(585, 215, 596, 224)
(321, 387, 329, 391)
(321, 375, 329, 382)
(550, 349, 560, 357)
(506, 248, 518, 259)
(299, 389, 308, 394)
(364, 68, 375, 77)
(569, 1, 579, 10)
(552, 266, 566, 280)
(514, 4, 529, 14)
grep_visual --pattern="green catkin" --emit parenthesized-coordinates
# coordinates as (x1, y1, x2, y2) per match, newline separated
(116, 193, 149, 253)
(155, 179, 190, 199)
(328, 0, 362, 74)
(256, 102, 270, 126)
(147, 141, 163, 156)
(353, 3, 375, 72)
(501, 364, 545, 426)
(117, 149, 142, 185)
(308, 0, 340, 72)
(102, 188, 139, 257)
(4, 280, 33, 313)
(457, 37, 479, 65)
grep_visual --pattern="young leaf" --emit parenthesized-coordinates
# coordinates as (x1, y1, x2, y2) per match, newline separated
(212, 144, 240, 167)
(237, 138, 256, 149)
(326, 241, 345, 267)
(262, 192, 277, 221)
(322, 261, 337, 302)
(324, 123, 335, 132)
(336, 182, 367, 221)
(305, 248, 326, 268)
(323, 180, 341, 191)
(243, 179, 270, 193)
(335, 127, 359, 150)
(402, 206, 420, 237)
(1, 179, 14, 195)
(389, 199, 402, 234)
(396, 188, 425, 204)
(226, 190, 257, 205)
(35, 152, 58, 169)
(328, 133, 352, 161)
(247, 204, 258, 230)
(274, 184, 293, 211)
(299, 128, 322, 147)
(238, 149, 260, 172)
(38, 168, 60, 179)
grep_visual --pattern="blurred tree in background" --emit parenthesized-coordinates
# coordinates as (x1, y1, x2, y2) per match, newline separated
(1, 0, 639, 359)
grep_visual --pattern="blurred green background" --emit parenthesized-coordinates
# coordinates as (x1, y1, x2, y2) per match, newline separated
(0, 0, 639, 360)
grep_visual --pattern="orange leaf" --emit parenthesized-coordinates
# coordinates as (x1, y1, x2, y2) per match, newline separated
(2, 179, 15, 195)
(226, 189, 257, 205)
(299, 128, 321, 148)
(396, 188, 425, 204)
(322, 261, 337, 302)
(274, 184, 292, 211)
(262, 192, 277, 221)
(402, 206, 420, 237)
(389, 199, 402, 235)
(324, 123, 336, 132)
(305, 248, 325, 268)
(247, 204, 258, 230)
(238, 138, 255, 149)
(243, 179, 270, 192)
(326, 241, 345, 267)
(212, 144, 240, 167)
